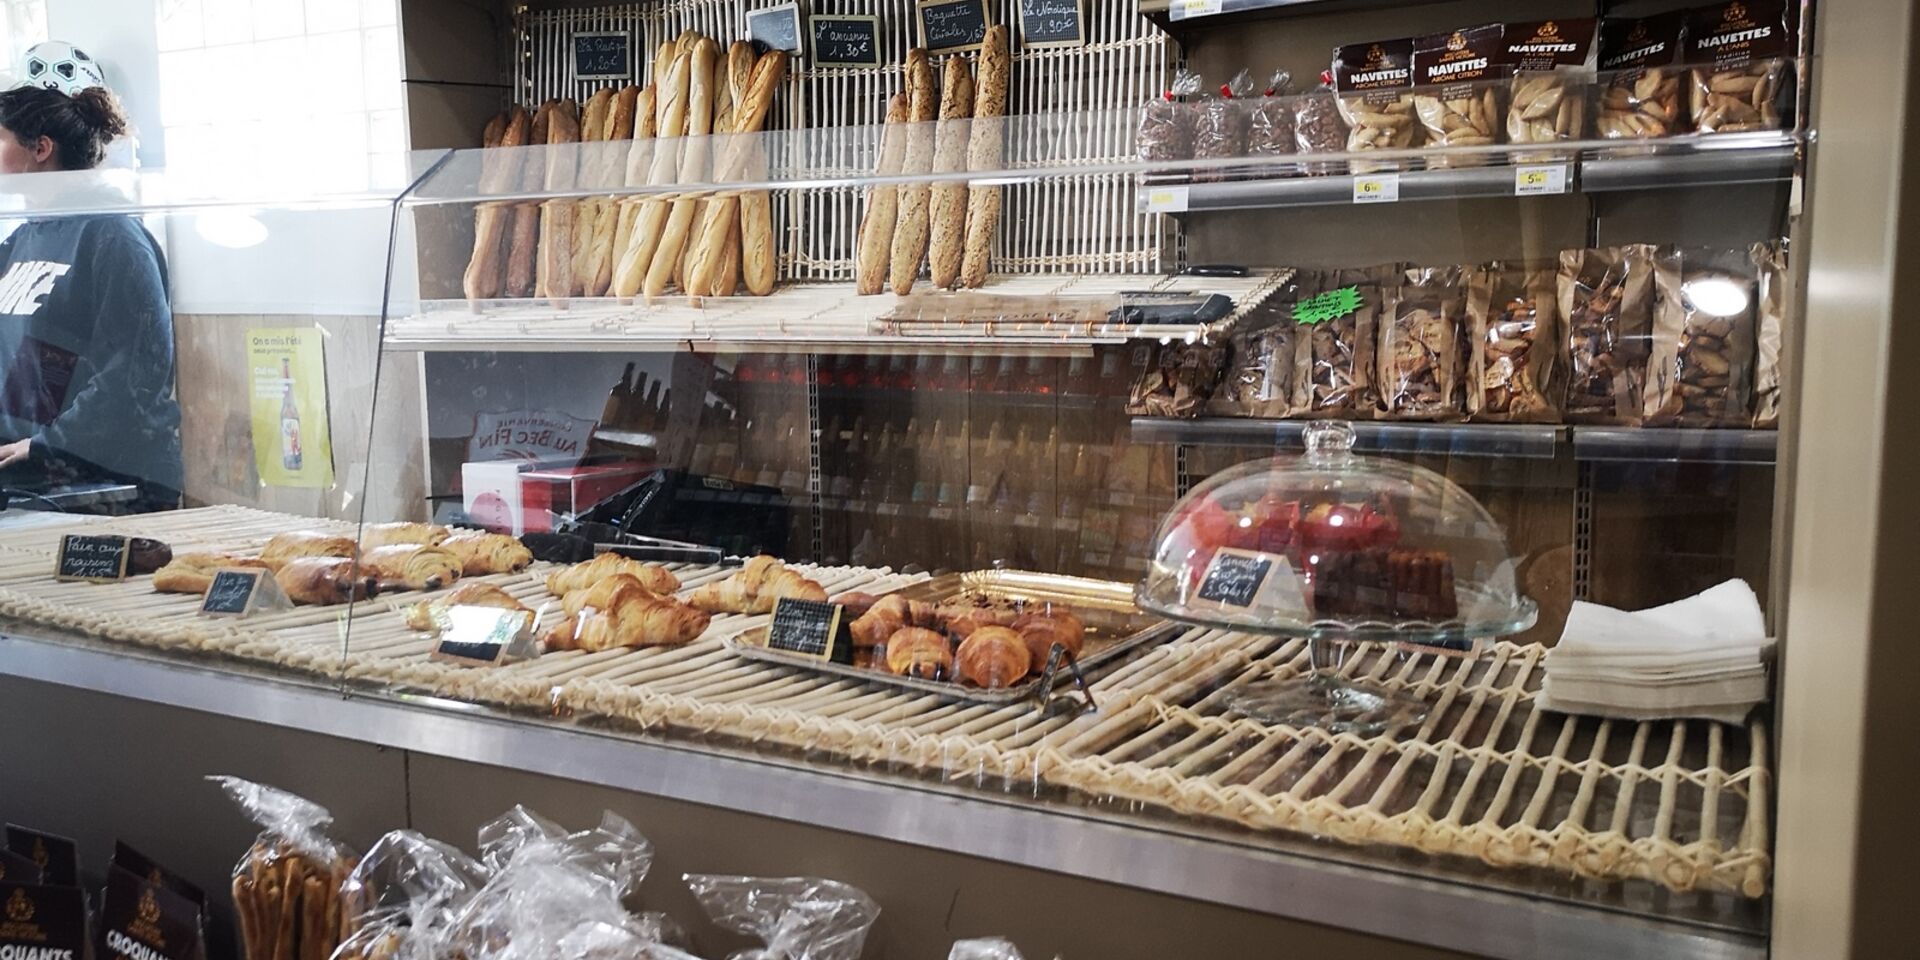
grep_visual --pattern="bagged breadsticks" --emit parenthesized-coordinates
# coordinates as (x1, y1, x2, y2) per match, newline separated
(1503, 18, 1596, 149)
(1378, 266, 1468, 420)
(1333, 38, 1419, 171)
(1292, 71, 1348, 174)
(331, 831, 486, 960)
(1137, 69, 1202, 162)
(1248, 70, 1296, 157)
(684, 874, 880, 960)
(1751, 239, 1788, 428)
(211, 777, 358, 960)
(1467, 261, 1562, 422)
(1644, 246, 1759, 427)
(1596, 13, 1688, 139)
(1685, 0, 1792, 133)
(1559, 244, 1657, 424)
(1412, 24, 1506, 167)
(1292, 266, 1391, 417)
(1193, 70, 1255, 180)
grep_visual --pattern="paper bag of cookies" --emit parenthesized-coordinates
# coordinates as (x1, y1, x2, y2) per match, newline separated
(1379, 266, 1468, 420)
(1292, 266, 1394, 418)
(1560, 244, 1658, 424)
(1751, 239, 1789, 428)
(210, 777, 358, 960)
(1645, 246, 1758, 427)
(1468, 261, 1562, 422)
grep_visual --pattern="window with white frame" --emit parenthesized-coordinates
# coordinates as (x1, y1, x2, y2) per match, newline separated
(0, 0, 47, 88)
(155, 0, 403, 195)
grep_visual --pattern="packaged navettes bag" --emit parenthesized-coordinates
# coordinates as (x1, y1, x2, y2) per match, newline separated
(1685, 0, 1793, 133)
(1595, 11, 1688, 138)
(1502, 18, 1597, 147)
(1412, 23, 1506, 165)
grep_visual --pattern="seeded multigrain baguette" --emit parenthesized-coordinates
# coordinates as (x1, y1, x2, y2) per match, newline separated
(887, 50, 939, 296)
(927, 56, 976, 290)
(536, 99, 580, 301)
(615, 48, 692, 299)
(856, 93, 913, 295)
(961, 26, 1011, 289)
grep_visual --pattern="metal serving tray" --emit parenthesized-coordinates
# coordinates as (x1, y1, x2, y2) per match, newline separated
(724, 570, 1180, 704)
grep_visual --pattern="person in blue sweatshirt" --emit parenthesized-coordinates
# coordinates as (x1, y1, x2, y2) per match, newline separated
(0, 85, 181, 511)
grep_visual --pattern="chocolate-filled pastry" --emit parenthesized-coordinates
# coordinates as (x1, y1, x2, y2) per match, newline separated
(275, 557, 377, 606)
(440, 531, 533, 575)
(885, 627, 954, 680)
(262, 531, 356, 567)
(831, 591, 882, 618)
(956, 625, 1032, 689)
(360, 522, 450, 549)
(362, 545, 463, 591)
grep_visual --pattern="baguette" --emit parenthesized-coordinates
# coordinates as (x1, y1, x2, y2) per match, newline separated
(536, 100, 580, 301)
(580, 85, 640, 296)
(613, 87, 658, 271)
(714, 214, 741, 296)
(464, 106, 529, 301)
(684, 43, 753, 297)
(571, 88, 615, 296)
(645, 37, 721, 302)
(888, 50, 939, 296)
(505, 102, 555, 298)
(687, 50, 788, 297)
(962, 26, 1011, 289)
(927, 56, 976, 289)
(615, 50, 692, 298)
(856, 93, 913, 295)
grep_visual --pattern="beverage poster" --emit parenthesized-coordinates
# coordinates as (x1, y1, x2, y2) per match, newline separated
(246, 328, 333, 488)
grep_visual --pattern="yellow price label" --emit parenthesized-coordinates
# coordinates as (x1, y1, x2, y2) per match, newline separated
(1143, 184, 1189, 212)
(1514, 164, 1568, 196)
(1352, 173, 1400, 203)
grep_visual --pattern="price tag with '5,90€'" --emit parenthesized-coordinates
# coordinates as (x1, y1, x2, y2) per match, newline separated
(1514, 164, 1570, 196)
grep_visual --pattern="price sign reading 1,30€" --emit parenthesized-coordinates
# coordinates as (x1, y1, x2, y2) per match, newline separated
(1352, 173, 1401, 204)
(810, 15, 882, 67)
(1514, 163, 1570, 196)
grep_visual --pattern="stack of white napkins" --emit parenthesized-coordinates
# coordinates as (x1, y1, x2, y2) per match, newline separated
(1538, 580, 1775, 724)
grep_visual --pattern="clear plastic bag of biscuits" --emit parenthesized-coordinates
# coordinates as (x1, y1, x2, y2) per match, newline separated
(1192, 70, 1256, 181)
(1138, 68, 1202, 162)
(1247, 70, 1297, 158)
(1333, 38, 1420, 172)
(1595, 12, 1688, 139)
(1467, 261, 1562, 423)
(1502, 18, 1597, 154)
(1412, 25, 1506, 167)
(1685, 1, 1793, 134)
(210, 777, 360, 960)
(1559, 244, 1658, 424)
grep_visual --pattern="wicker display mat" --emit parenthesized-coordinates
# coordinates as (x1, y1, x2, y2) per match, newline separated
(0, 506, 1770, 897)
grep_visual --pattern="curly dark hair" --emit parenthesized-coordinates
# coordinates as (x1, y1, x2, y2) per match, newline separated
(0, 85, 129, 170)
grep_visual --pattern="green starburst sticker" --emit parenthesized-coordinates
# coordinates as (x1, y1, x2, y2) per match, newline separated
(1292, 286, 1364, 326)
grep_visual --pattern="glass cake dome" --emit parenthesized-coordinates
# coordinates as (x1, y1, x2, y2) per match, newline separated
(1135, 421, 1537, 648)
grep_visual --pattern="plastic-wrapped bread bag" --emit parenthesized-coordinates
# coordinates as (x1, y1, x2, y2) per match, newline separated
(1137, 68, 1202, 162)
(1750, 239, 1788, 428)
(1503, 18, 1596, 151)
(1217, 271, 1316, 417)
(450, 807, 660, 960)
(1412, 24, 1507, 167)
(1292, 70, 1349, 175)
(1333, 38, 1419, 171)
(1467, 260, 1562, 422)
(1247, 70, 1296, 157)
(1595, 12, 1688, 139)
(1292, 266, 1393, 418)
(1378, 266, 1468, 420)
(1192, 69, 1256, 180)
(1684, 0, 1792, 133)
(211, 777, 359, 960)
(950, 939, 1027, 960)
(1559, 244, 1658, 424)
(331, 831, 487, 960)
(684, 874, 880, 960)
(1644, 245, 1759, 427)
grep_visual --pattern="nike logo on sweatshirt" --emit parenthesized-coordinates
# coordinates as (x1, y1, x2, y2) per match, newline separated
(0, 260, 70, 316)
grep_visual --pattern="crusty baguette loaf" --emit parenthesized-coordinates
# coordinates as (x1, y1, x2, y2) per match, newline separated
(856, 93, 913, 295)
(571, 88, 615, 296)
(687, 50, 788, 298)
(962, 26, 1012, 289)
(927, 56, 976, 289)
(645, 37, 721, 302)
(683, 43, 752, 297)
(578, 85, 640, 296)
(887, 50, 939, 296)
(505, 102, 556, 298)
(615, 50, 692, 299)
(464, 106, 529, 300)
(536, 100, 580, 300)
(713, 214, 741, 297)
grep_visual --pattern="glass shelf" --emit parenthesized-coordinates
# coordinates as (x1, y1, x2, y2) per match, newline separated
(1133, 418, 1780, 464)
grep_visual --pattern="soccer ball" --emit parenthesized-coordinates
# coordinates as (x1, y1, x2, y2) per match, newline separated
(20, 41, 106, 96)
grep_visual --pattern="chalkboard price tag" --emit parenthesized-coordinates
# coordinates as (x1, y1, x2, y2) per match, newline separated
(810, 14, 882, 66)
(748, 3, 805, 56)
(917, 0, 991, 53)
(1196, 548, 1275, 608)
(765, 598, 848, 662)
(572, 31, 631, 82)
(431, 606, 536, 666)
(199, 568, 288, 618)
(1018, 0, 1086, 48)
(55, 534, 129, 583)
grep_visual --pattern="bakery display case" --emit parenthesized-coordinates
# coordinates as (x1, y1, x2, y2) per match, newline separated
(13, 0, 1912, 956)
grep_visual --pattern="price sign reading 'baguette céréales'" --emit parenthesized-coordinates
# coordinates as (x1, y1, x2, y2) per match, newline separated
(1019, 0, 1085, 48)
(918, 0, 991, 52)
(431, 607, 536, 666)
(572, 31, 631, 82)
(810, 15, 882, 66)
(747, 3, 804, 55)
(55, 534, 130, 583)
(765, 598, 849, 663)
(1196, 548, 1275, 608)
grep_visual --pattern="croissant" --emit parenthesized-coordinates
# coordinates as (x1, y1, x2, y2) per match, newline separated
(362, 545, 464, 591)
(542, 590, 710, 652)
(261, 531, 356, 568)
(441, 531, 533, 575)
(275, 557, 377, 606)
(686, 556, 827, 614)
(1013, 611, 1086, 667)
(884, 627, 954, 680)
(152, 553, 275, 595)
(831, 591, 882, 618)
(360, 522, 451, 548)
(544, 552, 681, 596)
(562, 572, 656, 617)
(956, 626, 1032, 689)
(849, 594, 909, 648)
(403, 581, 529, 632)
